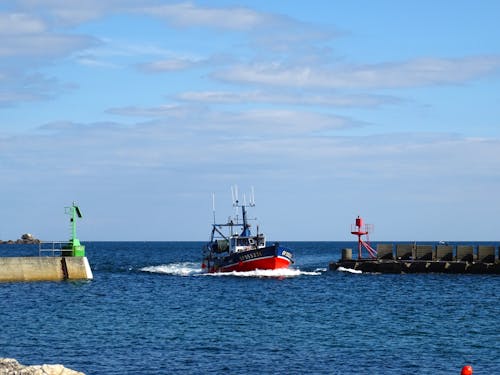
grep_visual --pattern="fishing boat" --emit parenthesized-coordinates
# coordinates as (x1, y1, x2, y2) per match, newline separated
(202, 187, 294, 273)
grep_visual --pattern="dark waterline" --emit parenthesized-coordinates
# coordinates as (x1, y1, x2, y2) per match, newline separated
(0, 242, 499, 374)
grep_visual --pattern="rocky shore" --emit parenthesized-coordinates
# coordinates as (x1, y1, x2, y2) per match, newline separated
(0, 234, 40, 245)
(0, 358, 84, 375)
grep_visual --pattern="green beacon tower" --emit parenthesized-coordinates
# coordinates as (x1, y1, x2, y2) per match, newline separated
(65, 202, 85, 257)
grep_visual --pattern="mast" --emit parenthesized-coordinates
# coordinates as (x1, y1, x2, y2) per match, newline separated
(231, 186, 255, 237)
(241, 204, 250, 236)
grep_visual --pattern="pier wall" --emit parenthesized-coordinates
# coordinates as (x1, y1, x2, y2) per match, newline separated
(331, 258, 500, 274)
(375, 243, 499, 262)
(0, 257, 93, 282)
(333, 243, 500, 274)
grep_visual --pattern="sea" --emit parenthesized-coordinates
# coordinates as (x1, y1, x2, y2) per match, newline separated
(0, 241, 499, 375)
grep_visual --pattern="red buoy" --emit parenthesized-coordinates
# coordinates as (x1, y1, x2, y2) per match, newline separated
(461, 365, 473, 375)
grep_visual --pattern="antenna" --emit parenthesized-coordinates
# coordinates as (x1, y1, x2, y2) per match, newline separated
(231, 185, 240, 206)
(231, 185, 257, 207)
(212, 193, 216, 224)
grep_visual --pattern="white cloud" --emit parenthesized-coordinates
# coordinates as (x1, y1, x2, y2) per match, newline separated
(105, 104, 362, 136)
(106, 104, 185, 117)
(0, 8, 98, 106)
(2, 120, 498, 190)
(139, 2, 268, 30)
(0, 71, 73, 106)
(138, 58, 197, 72)
(13, 0, 135, 25)
(12, 0, 281, 31)
(75, 56, 120, 69)
(2, 118, 499, 240)
(0, 9, 97, 58)
(212, 109, 358, 135)
(73, 40, 189, 69)
(0, 12, 46, 35)
(175, 90, 400, 108)
(215, 56, 500, 89)
(0, 34, 97, 58)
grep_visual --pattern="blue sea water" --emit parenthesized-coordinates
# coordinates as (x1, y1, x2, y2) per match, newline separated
(0, 241, 499, 374)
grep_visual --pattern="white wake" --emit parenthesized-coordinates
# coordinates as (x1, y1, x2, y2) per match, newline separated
(206, 268, 321, 278)
(140, 262, 322, 277)
(337, 266, 362, 274)
(140, 262, 204, 277)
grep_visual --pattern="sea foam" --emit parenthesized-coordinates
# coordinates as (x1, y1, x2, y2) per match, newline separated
(140, 262, 322, 277)
(337, 266, 362, 274)
(140, 262, 203, 276)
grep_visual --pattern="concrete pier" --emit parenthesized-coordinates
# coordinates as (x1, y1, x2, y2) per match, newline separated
(0, 256, 93, 282)
(330, 243, 500, 274)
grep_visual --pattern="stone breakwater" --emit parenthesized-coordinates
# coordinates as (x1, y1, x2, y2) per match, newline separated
(0, 358, 84, 375)
(330, 244, 500, 274)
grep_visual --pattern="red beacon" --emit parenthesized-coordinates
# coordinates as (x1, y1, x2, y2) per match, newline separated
(351, 216, 376, 259)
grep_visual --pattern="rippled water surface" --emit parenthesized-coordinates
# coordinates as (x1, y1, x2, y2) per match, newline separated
(0, 242, 499, 374)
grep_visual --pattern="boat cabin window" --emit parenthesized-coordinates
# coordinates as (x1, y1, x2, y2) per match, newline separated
(230, 237, 253, 249)
(230, 238, 249, 247)
(237, 238, 250, 246)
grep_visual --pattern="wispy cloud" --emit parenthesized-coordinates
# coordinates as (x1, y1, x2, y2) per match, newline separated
(175, 90, 400, 108)
(74, 55, 121, 69)
(139, 2, 272, 30)
(0, 7, 97, 105)
(106, 104, 363, 136)
(135, 1, 338, 63)
(0, 33, 97, 58)
(215, 56, 500, 89)
(0, 71, 74, 106)
(2, 116, 499, 240)
(2, 120, 498, 186)
(0, 12, 46, 34)
(138, 58, 198, 72)
(12, 0, 136, 25)
(0, 7, 98, 58)
(106, 104, 185, 117)
(12, 0, 281, 31)
(73, 39, 189, 70)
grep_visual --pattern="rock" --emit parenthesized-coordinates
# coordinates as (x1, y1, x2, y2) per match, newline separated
(18, 234, 41, 244)
(0, 358, 85, 375)
(0, 235, 40, 245)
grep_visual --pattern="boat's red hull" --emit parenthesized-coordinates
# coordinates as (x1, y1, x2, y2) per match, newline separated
(203, 243, 294, 273)
(209, 255, 291, 273)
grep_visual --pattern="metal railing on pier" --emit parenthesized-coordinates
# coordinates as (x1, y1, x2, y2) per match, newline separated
(38, 241, 70, 257)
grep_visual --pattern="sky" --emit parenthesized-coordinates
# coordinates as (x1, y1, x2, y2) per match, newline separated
(1, 1, 499, 242)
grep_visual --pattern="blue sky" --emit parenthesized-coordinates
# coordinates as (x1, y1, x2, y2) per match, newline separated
(1, 1, 499, 241)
